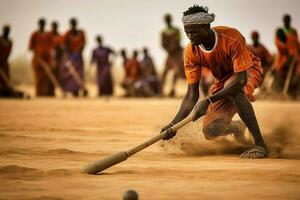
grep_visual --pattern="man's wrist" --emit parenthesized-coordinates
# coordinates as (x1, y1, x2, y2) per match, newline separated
(206, 96, 213, 104)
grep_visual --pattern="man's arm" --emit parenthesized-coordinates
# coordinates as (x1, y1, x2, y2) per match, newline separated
(192, 71, 247, 121)
(209, 71, 247, 102)
(161, 82, 199, 139)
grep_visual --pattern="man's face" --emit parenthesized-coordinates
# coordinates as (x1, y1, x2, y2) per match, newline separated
(164, 15, 171, 26)
(184, 24, 210, 45)
(39, 20, 45, 30)
(97, 37, 102, 45)
(251, 34, 259, 42)
(70, 19, 77, 30)
(52, 23, 58, 32)
(283, 16, 291, 28)
(3, 26, 10, 37)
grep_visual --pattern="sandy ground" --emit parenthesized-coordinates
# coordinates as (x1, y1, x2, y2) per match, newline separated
(0, 98, 300, 200)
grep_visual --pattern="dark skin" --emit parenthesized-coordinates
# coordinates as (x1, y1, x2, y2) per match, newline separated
(161, 23, 267, 159)
(283, 15, 291, 30)
(70, 18, 78, 36)
(51, 22, 59, 35)
(164, 14, 173, 29)
(96, 36, 102, 47)
(2, 26, 10, 41)
(251, 33, 260, 47)
(38, 19, 45, 32)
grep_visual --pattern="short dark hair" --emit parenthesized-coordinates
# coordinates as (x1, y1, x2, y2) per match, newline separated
(183, 5, 208, 16)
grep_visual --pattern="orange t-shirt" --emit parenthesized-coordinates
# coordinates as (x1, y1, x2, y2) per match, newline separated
(49, 33, 64, 50)
(29, 31, 53, 56)
(274, 28, 300, 72)
(64, 30, 85, 54)
(184, 26, 263, 96)
(286, 28, 299, 57)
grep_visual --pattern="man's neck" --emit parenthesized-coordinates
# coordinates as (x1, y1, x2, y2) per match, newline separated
(201, 29, 215, 50)
(253, 41, 260, 47)
(2, 35, 9, 41)
(283, 26, 292, 34)
(167, 24, 173, 30)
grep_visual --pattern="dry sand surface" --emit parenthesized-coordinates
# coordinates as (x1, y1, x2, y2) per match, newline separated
(0, 98, 299, 200)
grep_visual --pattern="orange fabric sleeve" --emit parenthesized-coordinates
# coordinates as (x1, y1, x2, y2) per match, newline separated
(183, 45, 201, 84)
(229, 37, 253, 72)
(275, 37, 288, 55)
(29, 32, 36, 51)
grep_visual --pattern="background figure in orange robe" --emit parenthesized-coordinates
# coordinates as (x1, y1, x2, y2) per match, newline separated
(49, 21, 63, 83)
(272, 14, 300, 98)
(91, 35, 115, 96)
(121, 50, 142, 97)
(161, 14, 185, 97)
(248, 31, 273, 78)
(63, 18, 86, 96)
(0, 25, 25, 98)
(29, 18, 54, 97)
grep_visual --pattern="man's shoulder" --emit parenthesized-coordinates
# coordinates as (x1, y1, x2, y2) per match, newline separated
(183, 44, 200, 60)
(213, 26, 245, 43)
(184, 43, 193, 53)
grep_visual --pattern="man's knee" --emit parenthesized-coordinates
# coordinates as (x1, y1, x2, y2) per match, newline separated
(202, 119, 226, 140)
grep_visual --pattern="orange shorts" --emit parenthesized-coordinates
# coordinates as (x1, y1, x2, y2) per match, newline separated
(203, 67, 262, 127)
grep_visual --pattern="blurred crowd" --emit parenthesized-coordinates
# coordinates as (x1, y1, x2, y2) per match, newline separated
(0, 13, 299, 100)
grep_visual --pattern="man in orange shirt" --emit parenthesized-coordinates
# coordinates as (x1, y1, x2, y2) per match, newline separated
(49, 21, 63, 79)
(29, 18, 54, 96)
(161, 5, 267, 159)
(63, 18, 86, 96)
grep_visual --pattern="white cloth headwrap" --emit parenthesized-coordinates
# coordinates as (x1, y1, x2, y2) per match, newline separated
(182, 12, 215, 25)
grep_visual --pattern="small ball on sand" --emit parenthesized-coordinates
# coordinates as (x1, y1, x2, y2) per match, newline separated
(123, 189, 138, 200)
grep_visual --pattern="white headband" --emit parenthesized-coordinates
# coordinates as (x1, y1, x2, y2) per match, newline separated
(182, 12, 215, 25)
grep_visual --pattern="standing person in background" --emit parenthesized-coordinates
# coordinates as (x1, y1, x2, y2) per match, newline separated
(91, 35, 115, 96)
(161, 13, 185, 97)
(49, 21, 63, 82)
(248, 31, 273, 79)
(29, 18, 54, 96)
(273, 14, 300, 98)
(63, 17, 86, 97)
